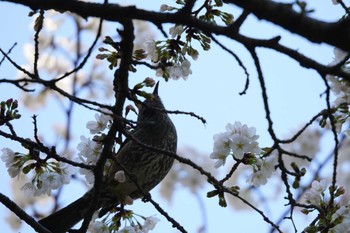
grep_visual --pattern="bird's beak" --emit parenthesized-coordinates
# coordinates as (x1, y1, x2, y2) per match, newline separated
(153, 81, 160, 96)
(135, 81, 159, 110)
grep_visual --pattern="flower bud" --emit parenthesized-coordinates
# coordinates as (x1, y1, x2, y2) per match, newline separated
(114, 170, 126, 183)
(144, 77, 155, 87)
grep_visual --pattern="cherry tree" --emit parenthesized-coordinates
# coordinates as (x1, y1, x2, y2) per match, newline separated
(0, 0, 350, 232)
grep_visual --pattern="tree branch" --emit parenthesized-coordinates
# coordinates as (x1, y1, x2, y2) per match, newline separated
(226, 0, 350, 52)
(2, 0, 350, 51)
(0, 193, 51, 233)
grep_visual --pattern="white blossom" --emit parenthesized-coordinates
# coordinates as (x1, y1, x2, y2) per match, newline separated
(326, 47, 350, 109)
(330, 206, 350, 233)
(170, 60, 192, 80)
(21, 183, 35, 197)
(230, 134, 251, 160)
(247, 170, 268, 187)
(260, 154, 277, 178)
(177, 60, 192, 79)
(312, 179, 328, 193)
(40, 164, 72, 193)
(328, 48, 348, 66)
(334, 93, 350, 106)
(79, 167, 95, 185)
(77, 135, 102, 163)
(156, 60, 192, 80)
(86, 108, 112, 134)
(90, 221, 109, 233)
(160, 4, 175, 12)
(41, 172, 62, 190)
(21, 182, 45, 196)
(210, 132, 231, 168)
(246, 154, 277, 187)
(134, 20, 156, 50)
(327, 75, 345, 96)
(7, 166, 21, 178)
(142, 216, 160, 232)
(20, 163, 73, 197)
(303, 179, 328, 206)
(169, 25, 184, 38)
(144, 40, 158, 62)
(1, 148, 20, 177)
(1, 148, 16, 166)
(118, 226, 136, 233)
(160, 4, 168, 12)
(210, 121, 262, 167)
(225, 121, 242, 135)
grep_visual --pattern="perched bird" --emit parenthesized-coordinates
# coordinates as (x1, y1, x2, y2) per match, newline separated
(39, 82, 177, 232)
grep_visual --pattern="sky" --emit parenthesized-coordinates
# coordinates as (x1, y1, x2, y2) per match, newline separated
(0, 0, 346, 232)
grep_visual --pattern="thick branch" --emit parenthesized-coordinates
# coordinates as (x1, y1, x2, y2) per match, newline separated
(2, 0, 350, 51)
(78, 20, 135, 232)
(226, 0, 350, 51)
(0, 193, 51, 233)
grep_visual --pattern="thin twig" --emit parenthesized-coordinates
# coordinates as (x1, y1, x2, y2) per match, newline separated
(54, 17, 104, 82)
(0, 42, 17, 66)
(167, 109, 206, 125)
(279, 111, 324, 144)
(32, 115, 42, 145)
(210, 34, 250, 95)
(321, 73, 339, 208)
(0, 48, 35, 78)
(0, 129, 94, 169)
(0, 78, 35, 92)
(33, 10, 45, 78)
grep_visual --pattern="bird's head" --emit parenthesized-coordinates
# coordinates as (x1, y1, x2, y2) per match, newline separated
(137, 82, 166, 122)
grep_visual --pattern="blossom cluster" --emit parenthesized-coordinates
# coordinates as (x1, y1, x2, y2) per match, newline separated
(0, 107, 113, 196)
(143, 34, 194, 81)
(141, 2, 227, 81)
(326, 48, 350, 106)
(325, 48, 350, 135)
(99, 1, 234, 81)
(143, 1, 235, 80)
(210, 121, 262, 167)
(1, 148, 73, 196)
(303, 179, 330, 206)
(303, 179, 350, 233)
(89, 213, 160, 233)
(77, 108, 112, 184)
(246, 154, 277, 187)
(115, 216, 160, 233)
(209, 121, 276, 187)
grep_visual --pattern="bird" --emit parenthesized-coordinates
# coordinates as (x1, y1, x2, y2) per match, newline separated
(38, 82, 177, 232)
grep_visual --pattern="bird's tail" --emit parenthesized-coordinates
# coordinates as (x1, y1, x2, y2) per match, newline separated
(38, 193, 91, 233)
